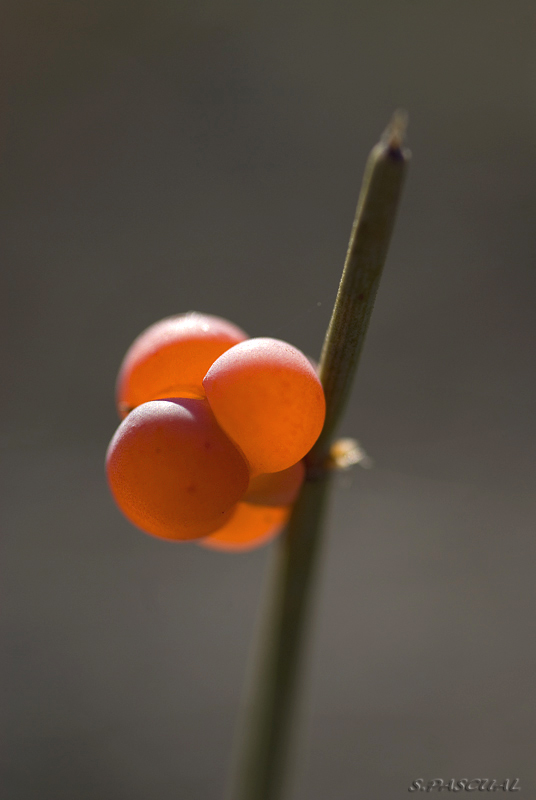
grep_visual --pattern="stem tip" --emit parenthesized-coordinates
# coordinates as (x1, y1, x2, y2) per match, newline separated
(381, 109, 409, 154)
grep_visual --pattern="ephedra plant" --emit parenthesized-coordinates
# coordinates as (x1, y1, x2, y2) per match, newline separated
(106, 114, 409, 800)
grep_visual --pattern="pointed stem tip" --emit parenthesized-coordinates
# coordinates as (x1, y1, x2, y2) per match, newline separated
(381, 108, 409, 155)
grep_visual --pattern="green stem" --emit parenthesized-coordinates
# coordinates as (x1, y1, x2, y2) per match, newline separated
(227, 113, 410, 800)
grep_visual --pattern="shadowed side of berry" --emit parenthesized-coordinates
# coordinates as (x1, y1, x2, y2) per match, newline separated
(199, 502, 289, 552)
(243, 461, 305, 506)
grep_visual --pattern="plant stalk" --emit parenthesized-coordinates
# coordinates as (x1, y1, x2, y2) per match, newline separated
(227, 113, 410, 800)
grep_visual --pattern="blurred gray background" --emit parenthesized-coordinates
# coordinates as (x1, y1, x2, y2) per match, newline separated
(2, 1, 536, 798)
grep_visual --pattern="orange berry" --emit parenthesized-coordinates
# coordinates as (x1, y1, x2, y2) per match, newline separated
(199, 502, 289, 552)
(116, 312, 248, 418)
(106, 398, 249, 541)
(244, 460, 305, 506)
(203, 338, 325, 473)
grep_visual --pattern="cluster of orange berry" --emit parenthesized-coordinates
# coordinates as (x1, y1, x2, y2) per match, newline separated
(106, 313, 326, 551)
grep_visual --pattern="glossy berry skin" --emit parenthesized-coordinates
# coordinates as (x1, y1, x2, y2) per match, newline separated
(203, 338, 325, 474)
(244, 460, 305, 506)
(116, 312, 248, 418)
(199, 502, 289, 552)
(106, 398, 250, 541)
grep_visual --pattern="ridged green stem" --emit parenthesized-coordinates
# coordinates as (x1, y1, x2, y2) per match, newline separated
(227, 114, 410, 800)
